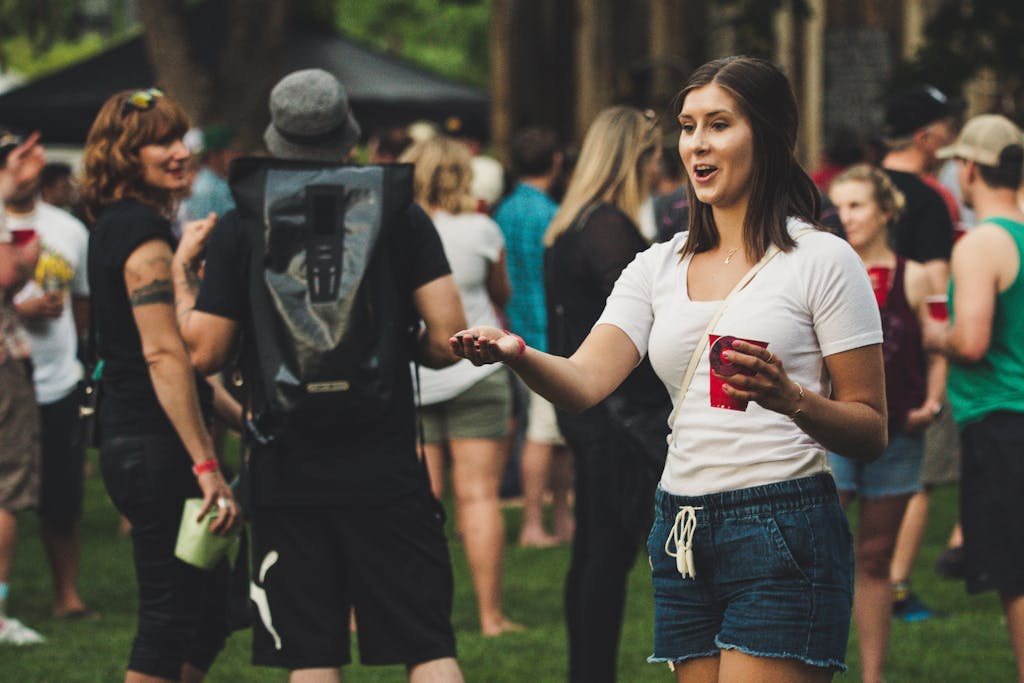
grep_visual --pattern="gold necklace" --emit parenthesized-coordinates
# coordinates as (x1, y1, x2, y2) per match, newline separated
(724, 248, 739, 264)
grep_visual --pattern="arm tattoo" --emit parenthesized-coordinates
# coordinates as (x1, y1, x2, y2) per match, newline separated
(130, 279, 175, 307)
(180, 261, 201, 294)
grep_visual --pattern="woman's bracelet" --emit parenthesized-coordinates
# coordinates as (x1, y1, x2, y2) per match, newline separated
(192, 459, 219, 477)
(503, 330, 526, 360)
(786, 382, 805, 421)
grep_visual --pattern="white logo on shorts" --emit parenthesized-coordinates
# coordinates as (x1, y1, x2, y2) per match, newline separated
(250, 550, 283, 650)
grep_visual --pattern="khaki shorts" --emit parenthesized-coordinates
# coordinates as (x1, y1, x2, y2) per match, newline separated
(921, 403, 961, 486)
(418, 369, 512, 444)
(0, 359, 41, 511)
(526, 388, 566, 446)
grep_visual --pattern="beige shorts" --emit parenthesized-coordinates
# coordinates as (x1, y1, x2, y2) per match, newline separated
(0, 359, 40, 511)
(418, 369, 512, 444)
(525, 388, 566, 446)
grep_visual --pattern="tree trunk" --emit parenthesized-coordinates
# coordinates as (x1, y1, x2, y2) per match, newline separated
(490, 0, 513, 164)
(137, 0, 213, 124)
(215, 0, 290, 152)
(138, 0, 290, 152)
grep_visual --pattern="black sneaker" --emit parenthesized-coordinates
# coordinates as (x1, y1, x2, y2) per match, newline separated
(934, 545, 966, 580)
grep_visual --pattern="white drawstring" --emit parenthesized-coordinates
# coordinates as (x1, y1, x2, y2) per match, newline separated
(665, 505, 702, 579)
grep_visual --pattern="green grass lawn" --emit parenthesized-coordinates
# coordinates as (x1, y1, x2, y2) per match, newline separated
(0, 447, 1015, 682)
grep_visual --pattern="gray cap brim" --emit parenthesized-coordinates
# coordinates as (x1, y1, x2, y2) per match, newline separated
(263, 109, 362, 162)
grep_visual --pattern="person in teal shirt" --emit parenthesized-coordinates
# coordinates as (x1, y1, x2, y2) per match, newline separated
(493, 128, 574, 548)
(924, 113, 1024, 681)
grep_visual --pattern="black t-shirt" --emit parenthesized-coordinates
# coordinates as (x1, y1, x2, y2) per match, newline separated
(195, 202, 451, 506)
(883, 169, 954, 264)
(87, 200, 213, 438)
(545, 203, 669, 410)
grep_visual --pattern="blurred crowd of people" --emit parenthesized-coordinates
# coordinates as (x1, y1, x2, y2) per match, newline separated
(0, 57, 1023, 683)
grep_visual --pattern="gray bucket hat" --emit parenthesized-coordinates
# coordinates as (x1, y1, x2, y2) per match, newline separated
(264, 68, 362, 161)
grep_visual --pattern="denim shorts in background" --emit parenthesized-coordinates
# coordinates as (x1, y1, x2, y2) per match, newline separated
(828, 432, 923, 499)
(647, 473, 853, 673)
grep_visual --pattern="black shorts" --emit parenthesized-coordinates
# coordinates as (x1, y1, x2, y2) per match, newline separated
(961, 410, 1024, 596)
(249, 488, 457, 669)
(38, 385, 86, 524)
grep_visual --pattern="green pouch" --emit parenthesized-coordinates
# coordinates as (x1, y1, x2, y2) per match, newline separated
(174, 498, 240, 570)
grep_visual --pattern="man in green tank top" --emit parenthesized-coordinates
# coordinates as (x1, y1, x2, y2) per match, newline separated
(924, 113, 1024, 680)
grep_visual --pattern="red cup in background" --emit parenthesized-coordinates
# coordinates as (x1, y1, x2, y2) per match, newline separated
(867, 266, 892, 309)
(709, 334, 768, 411)
(926, 294, 949, 321)
(10, 228, 36, 246)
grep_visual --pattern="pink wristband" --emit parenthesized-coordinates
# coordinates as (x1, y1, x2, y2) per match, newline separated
(503, 330, 526, 359)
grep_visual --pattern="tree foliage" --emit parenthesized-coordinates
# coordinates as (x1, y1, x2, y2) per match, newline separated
(337, 0, 490, 87)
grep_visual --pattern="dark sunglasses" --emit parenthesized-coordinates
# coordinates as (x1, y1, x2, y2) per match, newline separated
(122, 88, 165, 115)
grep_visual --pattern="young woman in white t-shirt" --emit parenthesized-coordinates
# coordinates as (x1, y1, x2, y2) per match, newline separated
(450, 56, 886, 681)
(399, 136, 521, 636)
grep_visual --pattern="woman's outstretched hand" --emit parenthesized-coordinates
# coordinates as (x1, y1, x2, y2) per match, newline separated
(450, 326, 524, 366)
(717, 339, 803, 416)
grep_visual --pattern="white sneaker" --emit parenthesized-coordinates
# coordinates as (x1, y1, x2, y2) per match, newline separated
(0, 617, 45, 645)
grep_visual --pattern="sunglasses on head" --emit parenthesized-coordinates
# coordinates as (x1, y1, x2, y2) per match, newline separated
(122, 88, 165, 115)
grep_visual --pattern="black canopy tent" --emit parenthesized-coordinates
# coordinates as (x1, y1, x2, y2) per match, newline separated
(0, 3, 489, 145)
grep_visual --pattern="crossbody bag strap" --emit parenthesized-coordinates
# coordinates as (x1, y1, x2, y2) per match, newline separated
(667, 228, 816, 427)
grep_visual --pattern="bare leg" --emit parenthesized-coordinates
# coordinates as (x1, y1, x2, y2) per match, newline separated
(41, 518, 87, 615)
(180, 663, 205, 683)
(518, 439, 558, 547)
(422, 443, 447, 502)
(125, 671, 175, 683)
(450, 437, 521, 635)
(947, 521, 963, 548)
(890, 488, 931, 585)
(408, 657, 465, 683)
(1002, 593, 1024, 683)
(853, 494, 911, 683)
(550, 446, 575, 543)
(0, 509, 16, 595)
(717, 649, 833, 683)
(290, 669, 341, 683)
(673, 655, 719, 682)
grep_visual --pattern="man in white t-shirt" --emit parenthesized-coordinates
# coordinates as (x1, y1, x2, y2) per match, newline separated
(7, 138, 92, 620)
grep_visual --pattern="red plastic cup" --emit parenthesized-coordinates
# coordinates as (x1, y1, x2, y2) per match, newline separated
(709, 334, 768, 411)
(926, 294, 949, 321)
(10, 228, 36, 246)
(867, 266, 892, 308)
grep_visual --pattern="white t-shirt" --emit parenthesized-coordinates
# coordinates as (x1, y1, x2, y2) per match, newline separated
(415, 210, 506, 406)
(596, 218, 883, 496)
(12, 203, 90, 404)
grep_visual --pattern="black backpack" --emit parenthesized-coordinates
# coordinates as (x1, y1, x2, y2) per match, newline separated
(228, 158, 415, 445)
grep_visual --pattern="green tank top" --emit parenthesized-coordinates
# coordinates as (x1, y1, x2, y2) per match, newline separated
(947, 217, 1024, 426)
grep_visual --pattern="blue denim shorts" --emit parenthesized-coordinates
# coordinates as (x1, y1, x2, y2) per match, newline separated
(828, 432, 923, 499)
(647, 473, 853, 672)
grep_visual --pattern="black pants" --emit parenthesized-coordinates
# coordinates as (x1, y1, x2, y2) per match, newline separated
(560, 409, 657, 683)
(37, 385, 86, 524)
(100, 433, 230, 680)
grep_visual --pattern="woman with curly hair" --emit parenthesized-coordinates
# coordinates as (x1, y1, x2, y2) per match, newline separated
(82, 88, 239, 683)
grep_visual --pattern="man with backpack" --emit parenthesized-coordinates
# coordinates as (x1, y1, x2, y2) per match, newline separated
(171, 69, 468, 682)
